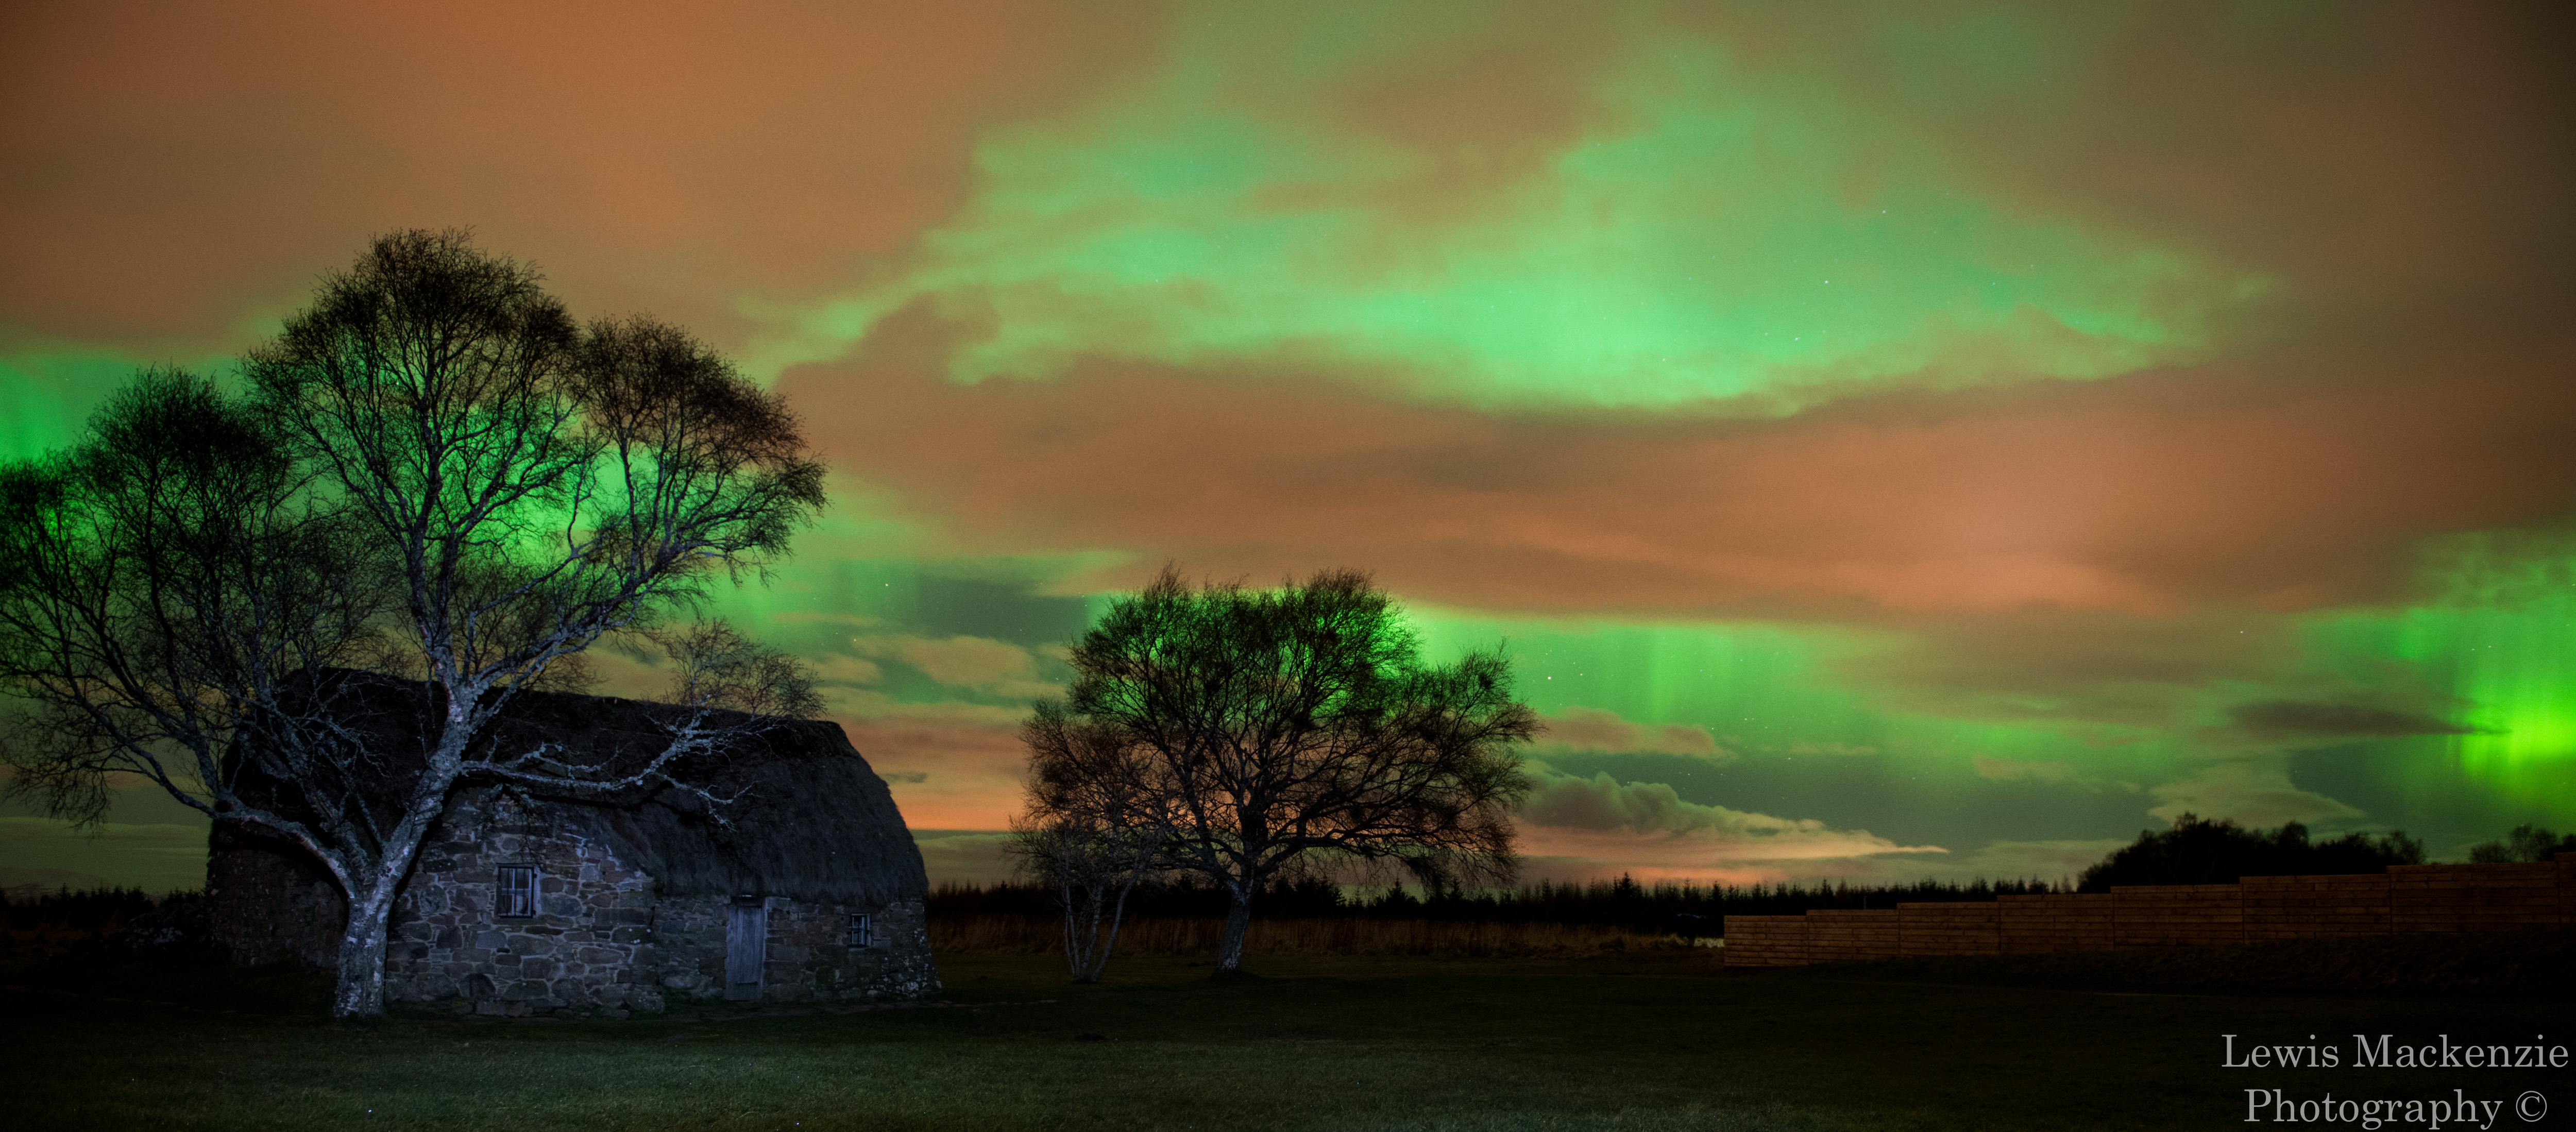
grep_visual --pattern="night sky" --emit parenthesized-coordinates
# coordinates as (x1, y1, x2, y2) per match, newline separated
(4, 2, 2571, 894)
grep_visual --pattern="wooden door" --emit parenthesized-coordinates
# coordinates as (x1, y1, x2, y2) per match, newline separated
(724, 899, 767, 1001)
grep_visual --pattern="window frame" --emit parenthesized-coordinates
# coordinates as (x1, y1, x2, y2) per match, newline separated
(495, 865, 537, 919)
(848, 912, 873, 949)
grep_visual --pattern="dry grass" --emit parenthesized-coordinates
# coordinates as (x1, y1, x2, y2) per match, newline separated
(931, 914, 1704, 958)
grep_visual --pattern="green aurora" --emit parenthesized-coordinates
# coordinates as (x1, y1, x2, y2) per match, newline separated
(2, 1, 2570, 891)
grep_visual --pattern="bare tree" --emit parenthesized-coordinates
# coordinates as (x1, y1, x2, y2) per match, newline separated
(1, 369, 389, 827)
(1011, 702, 1173, 982)
(1042, 566, 1538, 973)
(0, 230, 825, 1017)
(651, 618, 823, 719)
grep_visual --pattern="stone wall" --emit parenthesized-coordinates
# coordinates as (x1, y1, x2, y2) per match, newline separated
(213, 786, 940, 1015)
(379, 789, 670, 1021)
(380, 790, 667, 1018)
(650, 894, 939, 1004)
(206, 823, 344, 968)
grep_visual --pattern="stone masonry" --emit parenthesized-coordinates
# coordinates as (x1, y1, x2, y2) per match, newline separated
(375, 789, 938, 1016)
(650, 894, 938, 1003)
(206, 823, 346, 969)
(381, 790, 667, 1017)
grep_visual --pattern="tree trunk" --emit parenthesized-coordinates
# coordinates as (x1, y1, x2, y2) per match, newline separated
(331, 874, 401, 1019)
(1089, 870, 1141, 983)
(327, 805, 440, 1020)
(1067, 884, 1104, 983)
(1214, 883, 1255, 972)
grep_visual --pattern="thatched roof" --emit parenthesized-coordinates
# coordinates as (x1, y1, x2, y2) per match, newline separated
(238, 677, 929, 906)
(499, 691, 928, 905)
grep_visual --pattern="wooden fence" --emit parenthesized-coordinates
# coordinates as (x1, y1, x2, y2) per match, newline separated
(1722, 854, 2576, 968)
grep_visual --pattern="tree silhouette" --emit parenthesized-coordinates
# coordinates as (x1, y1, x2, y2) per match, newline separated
(1037, 566, 1537, 972)
(2467, 823, 2576, 863)
(1011, 701, 1173, 982)
(2077, 814, 2423, 891)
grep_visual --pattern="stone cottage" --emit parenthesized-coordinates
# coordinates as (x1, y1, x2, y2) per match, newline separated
(208, 684, 938, 1016)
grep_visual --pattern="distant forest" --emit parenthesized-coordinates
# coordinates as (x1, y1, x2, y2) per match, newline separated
(2075, 815, 2425, 891)
(928, 873, 2063, 934)
(935, 817, 2566, 932)
(8, 820, 2555, 939)
(1, 885, 185, 933)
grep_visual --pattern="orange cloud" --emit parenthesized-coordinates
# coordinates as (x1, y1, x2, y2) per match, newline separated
(812, 655, 887, 685)
(0, 1, 1157, 354)
(847, 634, 1061, 701)
(1515, 769, 1943, 883)
(781, 307, 2576, 626)
(834, 703, 1028, 831)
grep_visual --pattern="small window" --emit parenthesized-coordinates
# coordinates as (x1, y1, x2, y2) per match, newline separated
(496, 866, 536, 918)
(848, 913, 873, 948)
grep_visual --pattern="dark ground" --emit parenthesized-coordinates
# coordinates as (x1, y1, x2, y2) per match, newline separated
(4, 930, 2570, 1130)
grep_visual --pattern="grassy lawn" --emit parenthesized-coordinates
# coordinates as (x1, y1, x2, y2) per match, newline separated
(7, 941, 2570, 1130)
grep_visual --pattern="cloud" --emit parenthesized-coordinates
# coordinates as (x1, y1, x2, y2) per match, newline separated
(834, 703, 1028, 830)
(781, 310, 2576, 628)
(1783, 742, 1878, 757)
(737, 1, 2576, 647)
(891, 635, 1035, 689)
(774, 612, 882, 629)
(0, 1, 1160, 357)
(845, 634, 1061, 701)
(1972, 757, 2075, 785)
(2146, 761, 2363, 829)
(1954, 839, 2130, 883)
(2227, 700, 2480, 739)
(1531, 706, 1723, 759)
(1514, 769, 1943, 882)
(811, 655, 886, 685)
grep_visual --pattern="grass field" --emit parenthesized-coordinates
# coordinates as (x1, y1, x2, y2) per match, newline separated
(7, 934, 2570, 1130)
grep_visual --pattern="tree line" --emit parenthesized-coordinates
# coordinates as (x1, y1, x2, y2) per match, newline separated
(2468, 823, 2576, 864)
(934, 873, 2068, 936)
(2075, 814, 2426, 890)
(992, 797, 2563, 964)
(2, 885, 189, 933)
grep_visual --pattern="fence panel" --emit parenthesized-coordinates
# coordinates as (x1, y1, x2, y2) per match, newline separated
(2113, 884, 2242, 949)
(2240, 873, 2389, 940)
(1803, 909, 1901, 963)
(1997, 893, 2114, 954)
(1720, 915, 1811, 967)
(2389, 863, 2564, 934)
(1731, 858, 2573, 968)
(1897, 902, 2001, 956)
